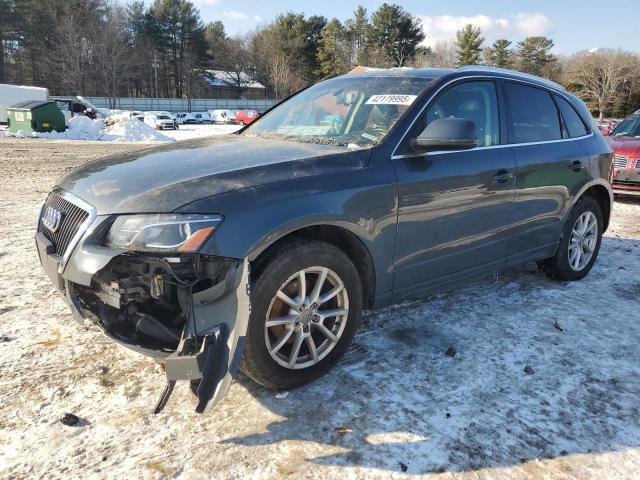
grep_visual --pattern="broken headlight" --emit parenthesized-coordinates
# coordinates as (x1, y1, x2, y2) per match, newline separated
(106, 214, 223, 253)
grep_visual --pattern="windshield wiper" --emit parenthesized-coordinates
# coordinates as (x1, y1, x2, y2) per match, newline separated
(284, 136, 349, 147)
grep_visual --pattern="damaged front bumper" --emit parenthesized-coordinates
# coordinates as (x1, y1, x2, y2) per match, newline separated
(36, 206, 250, 414)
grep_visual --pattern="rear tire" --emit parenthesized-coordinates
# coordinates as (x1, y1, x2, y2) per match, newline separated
(540, 196, 603, 281)
(240, 240, 362, 390)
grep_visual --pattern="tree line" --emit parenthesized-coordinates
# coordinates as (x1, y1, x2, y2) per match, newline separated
(1, 0, 639, 118)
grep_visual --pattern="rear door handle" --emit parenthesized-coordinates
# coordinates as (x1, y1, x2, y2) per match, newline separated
(569, 160, 584, 172)
(492, 169, 514, 184)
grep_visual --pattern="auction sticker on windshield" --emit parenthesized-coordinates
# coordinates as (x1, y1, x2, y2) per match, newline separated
(366, 94, 417, 105)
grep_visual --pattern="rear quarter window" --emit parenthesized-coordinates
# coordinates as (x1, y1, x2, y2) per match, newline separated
(505, 82, 561, 143)
(554, 95, 589, 138)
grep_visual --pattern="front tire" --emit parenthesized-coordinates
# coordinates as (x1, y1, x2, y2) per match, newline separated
(240, 240, 362, 390)
(540, 196, 603, 281)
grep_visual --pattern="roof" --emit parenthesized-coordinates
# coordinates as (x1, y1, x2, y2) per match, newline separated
(10, 100, 52, 109)
(346, 66, 453, 78)
(345, 65, 566, 92)
(202, 70, 265, 89)
(457, 66, 566, 91)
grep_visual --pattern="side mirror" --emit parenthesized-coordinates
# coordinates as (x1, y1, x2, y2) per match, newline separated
(413, 118, 478, 152)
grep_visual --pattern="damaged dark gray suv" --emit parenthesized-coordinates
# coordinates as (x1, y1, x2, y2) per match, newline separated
(36, 66, 613, 413)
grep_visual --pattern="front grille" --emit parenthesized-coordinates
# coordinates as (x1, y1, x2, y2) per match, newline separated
(613, 156, 628, 169)
(38, 192, 90, 257)
(613, 179, 640, 187)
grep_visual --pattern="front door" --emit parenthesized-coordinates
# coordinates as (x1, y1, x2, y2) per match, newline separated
(391, 80, 515, 301)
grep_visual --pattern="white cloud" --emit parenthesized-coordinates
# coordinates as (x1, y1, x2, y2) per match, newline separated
(418, 13, 552, 48)
(223, 10, 248, 21)
(253, 15, 262, 22)
(514, 13, 552, 37)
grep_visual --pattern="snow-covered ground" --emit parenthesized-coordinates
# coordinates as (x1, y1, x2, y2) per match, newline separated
(1, 138, 640, 479)
(0, 116, 242, 142)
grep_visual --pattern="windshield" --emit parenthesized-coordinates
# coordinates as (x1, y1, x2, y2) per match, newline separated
(158, 115, 170, 119)
(611, 114, 640, 137)
(244, 76, 433, 147)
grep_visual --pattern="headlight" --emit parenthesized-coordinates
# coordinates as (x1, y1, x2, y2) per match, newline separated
(106, 214, 223, 253)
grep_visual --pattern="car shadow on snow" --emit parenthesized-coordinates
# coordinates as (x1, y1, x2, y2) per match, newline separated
(223, 236, 640, 475)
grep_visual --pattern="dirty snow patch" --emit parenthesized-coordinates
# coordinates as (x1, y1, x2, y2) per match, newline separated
(6, 116, 173, 142)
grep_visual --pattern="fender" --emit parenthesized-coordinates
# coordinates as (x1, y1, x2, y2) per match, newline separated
(565, 177, 613, 231)
(179, 154, 399, 299)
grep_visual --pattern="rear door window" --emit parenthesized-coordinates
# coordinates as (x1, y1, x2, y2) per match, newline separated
(505, 83, 561, 143)
(554, 95, 589, 138)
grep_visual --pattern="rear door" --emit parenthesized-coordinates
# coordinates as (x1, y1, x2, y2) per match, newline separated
(503, 82, 592, 263)
(391, 79, 515, 300)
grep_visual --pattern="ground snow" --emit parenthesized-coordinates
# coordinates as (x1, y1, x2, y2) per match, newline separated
(3, 116, 242, 142)
(0, 138, 639, 479)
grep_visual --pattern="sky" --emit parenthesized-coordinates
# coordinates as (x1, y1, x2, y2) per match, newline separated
(185, 0, 640, 55)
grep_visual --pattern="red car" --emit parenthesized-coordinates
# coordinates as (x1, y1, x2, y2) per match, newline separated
(607, 109, 640, 196)
(235, 109, 259, 126)
(597, 119, 618, 136)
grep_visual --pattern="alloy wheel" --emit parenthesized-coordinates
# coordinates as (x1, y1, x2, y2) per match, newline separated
(568, 211, 598, 271)
(264, 266, 349, 369)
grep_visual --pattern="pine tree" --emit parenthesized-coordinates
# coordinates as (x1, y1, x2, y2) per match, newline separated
(344, 6, 369, 66)
(489, 39, 513, 68)
(0, 0, 15, 82)
(148, 0, 208, 97)
(204, 21, 227, 67)
(317, 18, 348, 77)
(369, 3, 424, 67)
(517, 36, 555, 76)
(455, 24, 484, 66)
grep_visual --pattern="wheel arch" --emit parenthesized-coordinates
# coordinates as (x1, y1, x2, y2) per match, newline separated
(573, 180, 613, 232)
(249, 224, 376, 310)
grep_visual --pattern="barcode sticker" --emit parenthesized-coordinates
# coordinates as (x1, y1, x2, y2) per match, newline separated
(366, 94, 417, 106)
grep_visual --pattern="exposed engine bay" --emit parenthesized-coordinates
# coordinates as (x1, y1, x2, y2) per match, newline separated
(67, 251, 250, 413)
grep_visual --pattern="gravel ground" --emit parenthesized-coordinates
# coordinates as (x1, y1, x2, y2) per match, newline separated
(1, 137, 640, 480)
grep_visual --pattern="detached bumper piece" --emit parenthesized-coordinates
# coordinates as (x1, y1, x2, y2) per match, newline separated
(155, 324, 229, 414)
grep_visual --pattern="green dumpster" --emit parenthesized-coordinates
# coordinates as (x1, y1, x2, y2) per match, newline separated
(7, 100, 66, 133)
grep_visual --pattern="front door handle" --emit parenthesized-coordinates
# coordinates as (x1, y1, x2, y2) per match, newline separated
(492, 169, 514, 184)
(569, 160, 584, 172)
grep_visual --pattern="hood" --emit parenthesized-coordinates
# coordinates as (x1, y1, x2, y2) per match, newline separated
(606, 136, 640, 159)
(57, 135, 368, 214)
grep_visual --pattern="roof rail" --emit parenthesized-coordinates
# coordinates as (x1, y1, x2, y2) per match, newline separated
(456, 65, 566, 91)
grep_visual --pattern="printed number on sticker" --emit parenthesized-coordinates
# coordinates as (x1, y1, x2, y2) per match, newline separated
(366, 95, 417, 106)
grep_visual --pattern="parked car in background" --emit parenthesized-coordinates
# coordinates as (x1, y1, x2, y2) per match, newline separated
(597, 119, 618, 136)
(606, 109, 640, 196)
(210, 109, 237, 125)
(143, 113, 177, 130)
(148, 111, 178, 129)
(129, 111, 145, 121)
(235, 109, 259, 125)
(175, 112, 196, 124)
(35, 66, 613, 414)
(192, 112, 212, 124)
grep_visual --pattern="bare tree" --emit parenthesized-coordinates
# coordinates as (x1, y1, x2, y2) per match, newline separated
(217, 37, 257, 97)
(93, 7, 134, 107)
(413, 40, 456, 68)
(48, 12, 94, 95)
(563, 49, 640, 120)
